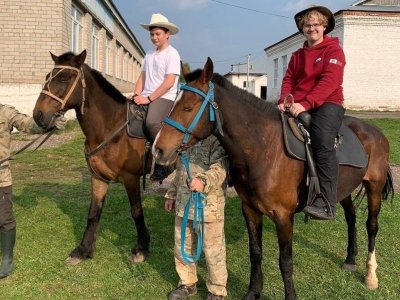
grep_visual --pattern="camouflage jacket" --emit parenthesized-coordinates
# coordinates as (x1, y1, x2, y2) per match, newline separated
(165, 135, 228, 222)
(0, 104, 43, 187)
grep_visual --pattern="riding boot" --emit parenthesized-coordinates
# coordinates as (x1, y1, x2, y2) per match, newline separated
(303, 193, 336, 220)
(0, 227, 16, 279)
(150, 163, 174, 183)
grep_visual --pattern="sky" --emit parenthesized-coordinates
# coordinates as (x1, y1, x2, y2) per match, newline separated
(112, 0, 356, 75)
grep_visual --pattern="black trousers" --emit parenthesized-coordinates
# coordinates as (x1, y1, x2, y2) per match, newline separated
(0, 185, 15, 231)
(309, 103, 345, 204)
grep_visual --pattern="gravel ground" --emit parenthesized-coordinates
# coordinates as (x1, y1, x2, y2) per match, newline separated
(10, 128, 399, 194)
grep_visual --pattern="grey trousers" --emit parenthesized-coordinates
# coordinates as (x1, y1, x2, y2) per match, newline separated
(145, 97, 174, 141)
(0, 185, 15, 231)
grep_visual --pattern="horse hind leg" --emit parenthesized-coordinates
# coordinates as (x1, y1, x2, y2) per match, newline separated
(125, 177, 150, 263)
(66, 177, 109, 266)
(363, 180, 383, 290)
(340, 195, 358, 272)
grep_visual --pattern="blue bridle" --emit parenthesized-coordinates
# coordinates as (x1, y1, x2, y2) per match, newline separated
(163, 82, 222, 146)
(163, 82, 222, 264)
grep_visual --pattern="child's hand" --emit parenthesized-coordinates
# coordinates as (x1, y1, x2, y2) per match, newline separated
(165, 199, 175, 212)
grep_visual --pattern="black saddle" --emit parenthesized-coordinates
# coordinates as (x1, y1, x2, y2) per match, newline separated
(127, 102, 147, 139)
(280, 112, 368, 168)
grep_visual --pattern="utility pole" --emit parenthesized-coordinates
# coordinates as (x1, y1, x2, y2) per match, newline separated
(246, 54, 251, 92)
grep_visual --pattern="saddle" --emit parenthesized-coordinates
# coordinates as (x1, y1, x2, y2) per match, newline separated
(280, 112, 368, 168)
(127, 102, 147, 139)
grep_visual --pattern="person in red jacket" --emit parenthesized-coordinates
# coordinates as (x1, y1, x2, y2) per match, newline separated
(278, 6, 346, 220)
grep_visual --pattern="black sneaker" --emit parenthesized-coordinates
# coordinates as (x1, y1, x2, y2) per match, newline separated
(303, 195, 335, 220)
(150, 164, 174, 183)
(205, 292, 225, 300)
(167, 284, 197, 300)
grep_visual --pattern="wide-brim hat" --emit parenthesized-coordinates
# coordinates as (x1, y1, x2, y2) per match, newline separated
(294, 6, 335, 35)
(140, 13, 179, 35)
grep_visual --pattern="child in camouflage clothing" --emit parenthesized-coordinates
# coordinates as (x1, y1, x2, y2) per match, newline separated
(165, 135, 228, 300)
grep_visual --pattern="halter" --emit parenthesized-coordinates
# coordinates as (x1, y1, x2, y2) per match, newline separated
(40, 65, 87, 115)
(163, 82, 223, 147)
(163, 82, 223, 263)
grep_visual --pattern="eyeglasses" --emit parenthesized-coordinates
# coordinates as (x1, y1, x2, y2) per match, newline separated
(303, 23, 323, 30)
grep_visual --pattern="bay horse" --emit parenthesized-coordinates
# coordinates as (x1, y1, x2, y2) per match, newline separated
(33, 50, 150, 265)
(153, 58, 394, 299)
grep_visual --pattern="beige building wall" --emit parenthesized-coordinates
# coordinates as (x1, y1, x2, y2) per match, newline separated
(0, 0, 144, 115)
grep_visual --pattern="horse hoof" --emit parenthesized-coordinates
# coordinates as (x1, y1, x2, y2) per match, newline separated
(128, 252, 146, 263)
(65, 256, 83, 266)
(365, 275, 379, 290)
(341, 263, 357, 272)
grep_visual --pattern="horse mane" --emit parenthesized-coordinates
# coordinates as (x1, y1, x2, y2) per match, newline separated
(185, 69, 276, 114)
(87, 67, 127, 104)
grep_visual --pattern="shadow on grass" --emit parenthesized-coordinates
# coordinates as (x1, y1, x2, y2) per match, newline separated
(13, 181, 252, 296)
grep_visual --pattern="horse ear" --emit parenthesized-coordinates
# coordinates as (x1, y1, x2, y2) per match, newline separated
(75, 50, 87, 66)
(181, 61, 190, 81)
(200, 57, 213, 84)
(50, 51, 59, 64)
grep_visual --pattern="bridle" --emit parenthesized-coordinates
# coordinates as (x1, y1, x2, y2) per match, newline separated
(163, 82, 223, 150)
(40, 65, 87, 115)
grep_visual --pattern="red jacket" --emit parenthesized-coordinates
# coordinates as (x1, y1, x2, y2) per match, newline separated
(279, 35, 345, 110)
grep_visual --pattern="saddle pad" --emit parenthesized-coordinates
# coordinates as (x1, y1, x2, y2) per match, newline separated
(280, 113, 368, 168)
(127, 102, 146, 139)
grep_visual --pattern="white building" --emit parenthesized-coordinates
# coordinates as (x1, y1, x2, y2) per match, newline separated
(224, 72, 268, 99)
(265, 0, 400, 110)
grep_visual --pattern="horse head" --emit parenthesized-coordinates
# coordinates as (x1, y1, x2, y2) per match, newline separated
(33, 50, 87, 129)
(153, 57, 219, 166)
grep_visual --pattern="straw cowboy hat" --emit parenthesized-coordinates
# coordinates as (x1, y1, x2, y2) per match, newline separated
(140, 13, 179, 35)
(294, 6, 335, 35)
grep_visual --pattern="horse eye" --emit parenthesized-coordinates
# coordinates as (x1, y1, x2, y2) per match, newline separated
(58, 74, 70, 82)
(183, 106, 192, 112)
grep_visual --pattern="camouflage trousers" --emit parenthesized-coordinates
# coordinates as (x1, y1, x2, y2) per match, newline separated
(174, 216, 228, 297)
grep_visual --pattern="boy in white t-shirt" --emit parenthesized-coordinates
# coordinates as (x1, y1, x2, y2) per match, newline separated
(131, 13, 181, 183)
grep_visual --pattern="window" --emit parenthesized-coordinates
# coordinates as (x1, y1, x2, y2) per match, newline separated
(243, 81, 246, 88)
(115, 45, 120, 78)
(91, 25, 99, 69)
(282, 55, 288, 76)
(273, 58, 278, 88)
(71, 5, 83, 53)
(105, 36, 111, 74)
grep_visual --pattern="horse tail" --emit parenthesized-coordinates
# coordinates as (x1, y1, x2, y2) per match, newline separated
(353, 166, 395, 207)
(382, 166, 395, 202)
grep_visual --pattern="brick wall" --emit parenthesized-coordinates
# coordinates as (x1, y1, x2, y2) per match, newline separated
(0, 0, 144, 114)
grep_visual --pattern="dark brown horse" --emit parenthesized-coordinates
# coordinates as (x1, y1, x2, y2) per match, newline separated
(33, 50, 150, 265)
(153, 58, 394, 299)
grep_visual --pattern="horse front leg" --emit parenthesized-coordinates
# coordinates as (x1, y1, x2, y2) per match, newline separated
(125, 177, 150, 263)
(275, 210, 296, 300)
(340, 195, 358, 272)
(66, 177, 109, 265)
(241, 203, 263, 300)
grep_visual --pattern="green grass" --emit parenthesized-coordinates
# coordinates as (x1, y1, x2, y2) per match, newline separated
(0, 119, 399, 299)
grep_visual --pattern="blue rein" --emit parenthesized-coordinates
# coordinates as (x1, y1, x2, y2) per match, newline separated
(163, 82, 220, 264)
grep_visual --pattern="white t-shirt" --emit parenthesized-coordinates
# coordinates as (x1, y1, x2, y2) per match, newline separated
(141, 45, 181, 101)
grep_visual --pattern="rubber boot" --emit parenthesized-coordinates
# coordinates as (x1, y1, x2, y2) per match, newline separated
(0, 227, 16, 279)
